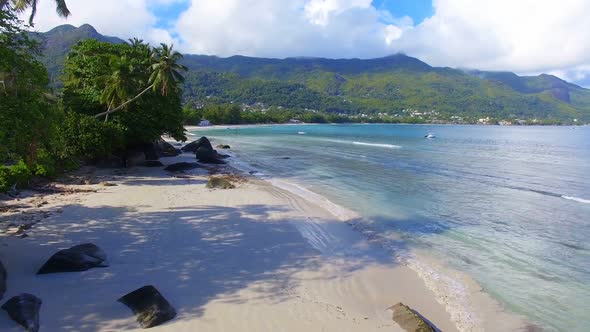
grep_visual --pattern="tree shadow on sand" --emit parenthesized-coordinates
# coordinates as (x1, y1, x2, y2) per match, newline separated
(0, 198, 448, 331)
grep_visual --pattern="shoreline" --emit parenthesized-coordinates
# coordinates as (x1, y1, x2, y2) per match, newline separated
(0, 140, 529, 331)
(212, 138, 531, 332)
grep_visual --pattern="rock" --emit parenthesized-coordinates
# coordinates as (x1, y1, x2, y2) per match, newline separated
(37, 243, 108, 274)
(206, 177, 235, 189)
(141, 160, 164, 167)
(155, 139, 180, 157)
(2, 293, 42, 332)
(216, 144, 231, 149)
(101, 182, 118, 187)
(196, 147, 225, 164)
(217, 153, 231, 159)
(143, 142, 159, 161)
(388, 303, 436, 332)
(0, 260, 6, 300)
(181, 136, 213, 153)
(118, 285, 176, 329)
(164, 162, 201, 172)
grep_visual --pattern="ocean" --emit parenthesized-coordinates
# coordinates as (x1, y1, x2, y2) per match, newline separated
(188, 124, 590, 331)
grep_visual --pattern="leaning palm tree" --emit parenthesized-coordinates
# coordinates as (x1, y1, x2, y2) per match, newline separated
(1, 0, 71, 25)
(99, 56, 139, 121)
(94, 43, 187, 120)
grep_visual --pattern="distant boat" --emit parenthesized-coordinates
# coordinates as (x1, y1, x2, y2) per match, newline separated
(298, 131, 306, 135)
(424, 133, 436, 139)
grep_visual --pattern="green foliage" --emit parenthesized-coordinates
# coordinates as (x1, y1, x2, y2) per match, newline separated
(182, 104, 202, 125)
(0, 160, 33, 191)
(62, 39, 187, 149)
(202, 104, 242, 124)
(59, 113, 125, 161)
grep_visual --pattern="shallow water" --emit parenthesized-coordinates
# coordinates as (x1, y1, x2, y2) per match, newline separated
(191, 124, 590, 331)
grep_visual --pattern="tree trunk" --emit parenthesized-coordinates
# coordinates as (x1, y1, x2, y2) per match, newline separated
(94, 84, 154, 119)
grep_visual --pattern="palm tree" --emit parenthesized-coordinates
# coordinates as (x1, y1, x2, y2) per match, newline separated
(94, 43, 187, 120)
(99, 56, 138, 121)
(1, 0, 71, 25)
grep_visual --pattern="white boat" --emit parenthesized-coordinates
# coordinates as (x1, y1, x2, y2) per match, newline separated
(424, 133, 436, 139)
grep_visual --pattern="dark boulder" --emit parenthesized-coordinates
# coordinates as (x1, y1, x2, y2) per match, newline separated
(37, 243, 108, 274)
(118, 285, 176, 329)
(216, 144, 231, 149)
(143, 142, 159, 161)
(2, 294, 42, 332)
(196, 147, 226, 164)
(0, 260, 6, 300)
(388, 303, 436, 332)
(164, 162, 201, 172)
(181, 136, 213, 153)
(155, 139, 181, 157)
(217, 153, 231, 159)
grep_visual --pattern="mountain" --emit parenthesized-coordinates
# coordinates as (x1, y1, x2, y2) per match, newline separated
(36, 24, 590, 122)
(31, 24, 126, 86)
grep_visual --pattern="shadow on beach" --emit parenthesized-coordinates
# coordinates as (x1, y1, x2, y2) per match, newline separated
(0, 166, 451, 331)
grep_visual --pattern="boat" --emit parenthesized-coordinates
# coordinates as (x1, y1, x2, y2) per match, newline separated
(424, 133, 436, 139)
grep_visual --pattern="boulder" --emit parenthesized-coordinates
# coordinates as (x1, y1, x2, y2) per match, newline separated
(118, 285, 176, 329)
(37, 243, 108, 274)
(155, 139, 181, 157)
(388, 303, 436, 332)
(216, 144, 231, 149)
(181, 136, 213, 153)
(196, 147, 226, 164)
(2, 293, 42, 332)
(164, 162, 201, 172)
(0, 260, 6, 300)
(206, 177, 235, 189)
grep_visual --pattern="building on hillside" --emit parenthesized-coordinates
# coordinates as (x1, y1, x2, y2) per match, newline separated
(199, 120, 211, 126)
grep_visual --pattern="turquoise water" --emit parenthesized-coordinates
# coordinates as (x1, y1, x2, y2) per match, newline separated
(191, 124, 590, 331)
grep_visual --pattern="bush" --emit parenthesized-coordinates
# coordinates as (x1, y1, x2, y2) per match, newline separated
(60, 113, 125, 161)
(0, 160, 33, 192)
(31, 148, 57, 178)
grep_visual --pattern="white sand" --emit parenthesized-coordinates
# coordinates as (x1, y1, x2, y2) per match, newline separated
(0, 152, 528, 331)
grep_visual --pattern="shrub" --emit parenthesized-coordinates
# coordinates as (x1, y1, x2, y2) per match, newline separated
(0, 160, 33, 192)
(60, 113, 125, 161)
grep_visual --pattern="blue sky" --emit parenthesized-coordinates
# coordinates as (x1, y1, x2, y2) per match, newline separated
(375, 0, 433, 24)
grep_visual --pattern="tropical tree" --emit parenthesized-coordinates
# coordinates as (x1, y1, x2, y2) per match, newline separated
(99, 55, 138, 121)
(94, 43, 187, 120)
(0, 0, 70, 25)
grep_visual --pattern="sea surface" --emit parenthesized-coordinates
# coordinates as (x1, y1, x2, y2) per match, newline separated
(189, 124, 590, 331)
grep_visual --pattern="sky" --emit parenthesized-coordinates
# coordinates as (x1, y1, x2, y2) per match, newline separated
(28, 0, 590, 87)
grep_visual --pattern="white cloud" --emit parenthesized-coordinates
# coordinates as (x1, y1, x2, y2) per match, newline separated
(27, 0, 167, 45)
(24, 0, 590, 86)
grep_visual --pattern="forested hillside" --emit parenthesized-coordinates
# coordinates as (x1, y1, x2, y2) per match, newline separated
(36, 24, 590, 122)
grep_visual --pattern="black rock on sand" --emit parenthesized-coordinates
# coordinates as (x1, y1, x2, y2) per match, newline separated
(2, 293, 42, 332)
(118, 285, 176, 329)
(37, 243, 108, 274)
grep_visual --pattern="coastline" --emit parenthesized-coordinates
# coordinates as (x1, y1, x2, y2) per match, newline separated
(0, 139, 528, 331)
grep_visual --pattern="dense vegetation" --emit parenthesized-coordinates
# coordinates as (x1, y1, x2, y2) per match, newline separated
(34, 24, 590, 124)
(0, 7, 186, 192)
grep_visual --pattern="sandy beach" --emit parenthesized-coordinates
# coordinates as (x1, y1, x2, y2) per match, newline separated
(0, 146, 527, 331)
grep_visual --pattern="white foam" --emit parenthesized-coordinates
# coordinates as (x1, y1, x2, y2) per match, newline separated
(352, 141, 401, 149)
(562, 195, 590, 204)
(268, 179, 359, 221)
(298, 131, 306, 135)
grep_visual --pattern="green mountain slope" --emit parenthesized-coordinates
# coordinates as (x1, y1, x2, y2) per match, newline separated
(37, 24, 590, 122)
(32, 24, 126, 86)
